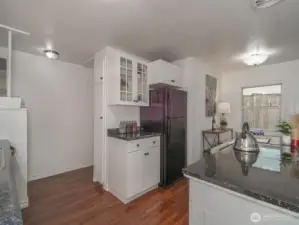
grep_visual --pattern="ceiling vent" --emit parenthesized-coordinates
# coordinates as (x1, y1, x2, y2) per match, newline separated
(252, 0, 285, 9)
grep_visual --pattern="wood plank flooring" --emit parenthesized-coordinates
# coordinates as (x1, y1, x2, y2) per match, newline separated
(22, 167, 188, 225)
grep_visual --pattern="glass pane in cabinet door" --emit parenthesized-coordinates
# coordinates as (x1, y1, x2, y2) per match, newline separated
(120, 75, 127, 91)
(138, 78, 142, 94)
(127, 93, 133, 102)
(137, 94, 143, 102)
(127, 69, 132, 77)
(121, 67, 126, 76)
(143, 82, 147, 96)
(120, 57, 126, 67)
(137, 63, 142, 72)
(121, 92, 126, 101)
(127, 76, 132, 92)
(127, 60, 132, 69)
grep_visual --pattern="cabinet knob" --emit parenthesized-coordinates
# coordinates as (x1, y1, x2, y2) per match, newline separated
(171, 80, 175, 83)
(100, 116, 103, 119)
(136, 144, 140, 147)
(153, 141, 156, 144)
(144, 152, 149, 156)
(100, 77, 103, 80)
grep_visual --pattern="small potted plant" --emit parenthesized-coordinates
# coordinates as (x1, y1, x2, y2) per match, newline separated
(277, 121, 292, 145)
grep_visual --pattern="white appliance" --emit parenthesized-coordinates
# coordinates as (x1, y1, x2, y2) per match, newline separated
(0, 100, 28, 208)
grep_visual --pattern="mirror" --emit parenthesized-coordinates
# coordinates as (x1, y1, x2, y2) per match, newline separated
(0, 57, 6, 96)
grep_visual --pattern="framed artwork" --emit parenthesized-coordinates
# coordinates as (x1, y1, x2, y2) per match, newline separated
(205, 75, 217, 117)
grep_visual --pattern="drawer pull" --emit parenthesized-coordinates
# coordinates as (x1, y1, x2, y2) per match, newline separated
(144, 152, 149, 156)
(136, 144, 140, 147)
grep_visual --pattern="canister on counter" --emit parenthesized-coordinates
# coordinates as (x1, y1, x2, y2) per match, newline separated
(291, 114, 299, 127)
(291, 126, 299, 152)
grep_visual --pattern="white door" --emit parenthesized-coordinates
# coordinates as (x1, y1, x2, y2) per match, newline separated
(127, 150, 143, 197)
(143, 146, 160, 190)
(94, 82, 104, 183)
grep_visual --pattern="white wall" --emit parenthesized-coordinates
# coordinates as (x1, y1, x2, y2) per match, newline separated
(174, 57, 222, 165)
(2, 47, 94, 180)
(221, 59, 299, 133)
(107, 106, 140, 129)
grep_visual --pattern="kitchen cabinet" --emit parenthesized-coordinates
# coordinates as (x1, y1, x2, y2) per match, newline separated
(108, 136, 161, 203)
(148, 59, 182, 87)
(188, 177, 299, 225)
(142, 146, 160, 191)
(97, 47, 149, 106)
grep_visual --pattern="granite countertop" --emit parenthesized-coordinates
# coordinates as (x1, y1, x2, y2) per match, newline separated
(0, 140, 22, 225)
(107, 129, 161, 141)
(183, 144, 299, 214)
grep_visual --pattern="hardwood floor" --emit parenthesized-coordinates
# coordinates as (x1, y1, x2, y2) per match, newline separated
(22, 167, 188, 225)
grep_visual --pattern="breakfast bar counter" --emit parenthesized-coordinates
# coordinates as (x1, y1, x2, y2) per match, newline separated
(183, 144, 299, 225)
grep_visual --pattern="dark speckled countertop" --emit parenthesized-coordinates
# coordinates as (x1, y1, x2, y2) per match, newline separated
(107, 129, 161, 141)
(183, 144, 299, 214)
(0, 140, 22, 225)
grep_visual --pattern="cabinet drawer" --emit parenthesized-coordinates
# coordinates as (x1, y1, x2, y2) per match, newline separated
(127, 137, 160, 153)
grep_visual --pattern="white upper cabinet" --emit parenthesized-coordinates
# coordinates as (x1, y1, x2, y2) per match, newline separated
(148, 59, 182, 87)
(95, 47, 149, 106)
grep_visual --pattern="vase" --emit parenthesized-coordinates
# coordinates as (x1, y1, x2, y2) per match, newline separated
(220, 124, 227, 130)
(282, 135, 291, 145)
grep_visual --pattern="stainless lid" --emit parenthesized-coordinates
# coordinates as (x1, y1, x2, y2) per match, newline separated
(234, 122, 260, 152)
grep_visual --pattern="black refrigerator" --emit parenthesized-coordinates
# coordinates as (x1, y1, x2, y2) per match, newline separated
(140, 88, 187, 187)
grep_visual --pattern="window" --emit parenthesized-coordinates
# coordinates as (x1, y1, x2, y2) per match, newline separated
(242, 84, 281, 130)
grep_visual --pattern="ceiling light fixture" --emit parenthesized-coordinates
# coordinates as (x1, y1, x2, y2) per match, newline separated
(243, 53, 268, 66)
(252, 0, 285, 9)
(43, 50, 60, 60)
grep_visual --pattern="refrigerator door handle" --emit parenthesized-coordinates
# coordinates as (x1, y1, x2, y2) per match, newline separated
(167, 91, 172, 118)
(167, 118, 171, 146)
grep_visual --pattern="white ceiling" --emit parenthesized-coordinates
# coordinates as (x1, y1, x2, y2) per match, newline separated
(0, 0, 299, 71)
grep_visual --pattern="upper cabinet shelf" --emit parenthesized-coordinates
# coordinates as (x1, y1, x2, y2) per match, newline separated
(148, 60, 182, 88)
(94, 47, 149, 106)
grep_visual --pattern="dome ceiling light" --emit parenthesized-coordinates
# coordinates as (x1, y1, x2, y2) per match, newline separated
(243, 53, 268, 66)
(252, 0, 285, 9)
(44, 50, 60, 60)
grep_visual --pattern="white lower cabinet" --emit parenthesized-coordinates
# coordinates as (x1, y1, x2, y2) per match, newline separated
(188, 177, 299, 225)
(143, 146, 160, 191)
(108, 136, 160, 203)
(127, 150, 143, 197)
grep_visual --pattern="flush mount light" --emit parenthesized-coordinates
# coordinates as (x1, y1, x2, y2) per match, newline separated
(243, 53, 268, 66)
(252, 0, 285, 9)
(43, 50, 60, 60)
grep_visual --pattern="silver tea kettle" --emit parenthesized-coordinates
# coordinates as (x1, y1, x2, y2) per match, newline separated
(234, 150, 259, 176)
(234, 122, 260, 152)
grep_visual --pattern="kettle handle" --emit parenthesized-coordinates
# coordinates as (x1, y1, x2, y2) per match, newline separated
(242, 122, 250, 139)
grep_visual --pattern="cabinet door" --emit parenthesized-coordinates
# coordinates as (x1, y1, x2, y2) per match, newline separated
(120, 57, 133, 103)
(143, 146, 160, 191)
(137, 62, 148, 105)
(127, 150, 143, 197)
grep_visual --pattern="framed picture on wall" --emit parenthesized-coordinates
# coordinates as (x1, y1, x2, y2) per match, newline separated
(205, 74, 217, 117)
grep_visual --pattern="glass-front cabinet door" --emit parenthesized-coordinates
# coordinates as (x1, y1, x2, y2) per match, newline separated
(137, 62, 148, 104)
(120, 57, 133, 102)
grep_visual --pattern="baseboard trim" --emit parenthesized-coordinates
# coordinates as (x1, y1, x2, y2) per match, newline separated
(109, 185, 158, 204)
(29, 164, 93, 181)
(20, 200, 29, 209)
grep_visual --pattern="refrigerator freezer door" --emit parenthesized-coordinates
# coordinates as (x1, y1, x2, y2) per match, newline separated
(165, 89, 187, 119)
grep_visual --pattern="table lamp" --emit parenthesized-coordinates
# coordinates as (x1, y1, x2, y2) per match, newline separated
(218, 102, 231, 130)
